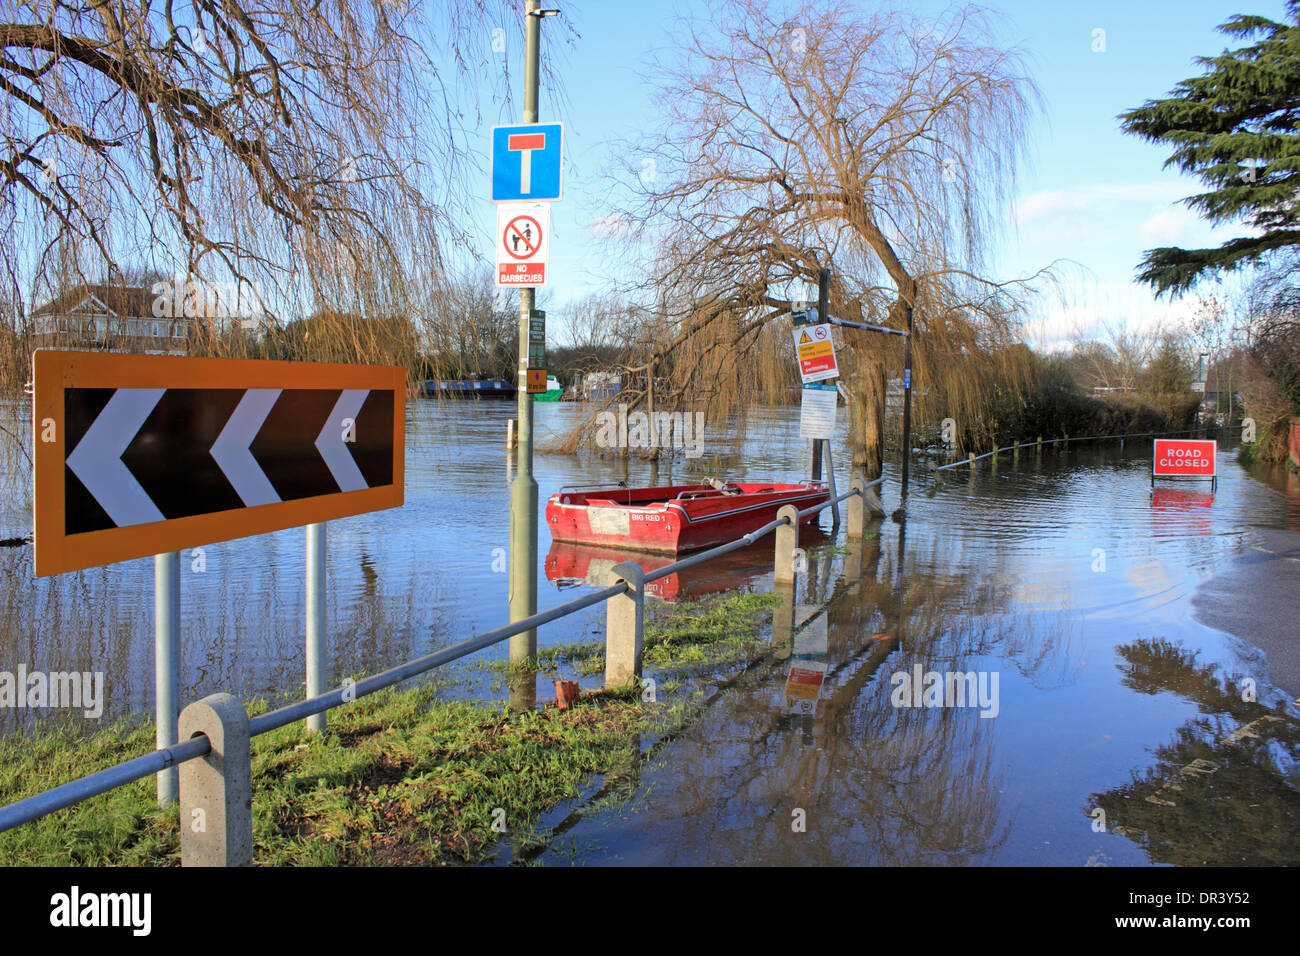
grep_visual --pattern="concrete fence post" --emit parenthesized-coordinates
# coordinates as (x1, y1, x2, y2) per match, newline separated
(179, 693, 252, 867)
(604, 561, 645, 689)
(847, 473, 866, 539)
(774, 504, 800, 584)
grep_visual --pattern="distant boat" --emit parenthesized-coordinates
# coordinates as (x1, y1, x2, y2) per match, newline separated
(422, 378, 516, 398)
(534, 375, 563, 402)
(575, 371, 621, 401)
(546, 479, 829, 554)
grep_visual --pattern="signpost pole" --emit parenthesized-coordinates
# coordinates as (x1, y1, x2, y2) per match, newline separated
(509, 0, 542, 678)
(305, 522, 326, 734)
(900, 304, 915, 500)
(811, 268, 829, 483)
(154, 550, 181, 807)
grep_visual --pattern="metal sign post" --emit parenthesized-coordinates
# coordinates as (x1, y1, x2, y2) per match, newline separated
(498, 1, 561, 688)
(793, 283, 910, 511)
(814, 269, 830, 484)
(306, 522, 326, 735)
(508, 1, 545, 684)
(900, 304, 915, 499)
(154, 550, 180, 806)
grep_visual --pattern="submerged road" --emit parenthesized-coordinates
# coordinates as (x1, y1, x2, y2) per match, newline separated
(525, 446, 1300, 866)
(1194, 527, 1300, 699)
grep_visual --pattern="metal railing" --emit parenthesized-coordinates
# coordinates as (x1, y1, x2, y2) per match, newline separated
(0, 473, 884, 864)
(933, 426, 1222, 472)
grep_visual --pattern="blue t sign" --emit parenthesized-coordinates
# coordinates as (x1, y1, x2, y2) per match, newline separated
(492, 123, 563, 202)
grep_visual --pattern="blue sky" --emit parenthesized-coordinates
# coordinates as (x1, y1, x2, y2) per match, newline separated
(469, 0, 1290, 348)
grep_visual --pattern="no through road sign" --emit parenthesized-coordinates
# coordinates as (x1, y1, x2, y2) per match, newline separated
(491, 123, 563, 202)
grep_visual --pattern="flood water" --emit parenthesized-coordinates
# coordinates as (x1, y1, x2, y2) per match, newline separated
(1, 399, 1297, 865)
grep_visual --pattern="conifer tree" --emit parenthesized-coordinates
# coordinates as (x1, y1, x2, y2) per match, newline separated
(1120, 3, 1300, 295)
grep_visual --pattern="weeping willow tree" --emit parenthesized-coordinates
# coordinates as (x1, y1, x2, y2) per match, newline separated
(0, 0, 546, 386)
(580, 0, 1055, 480)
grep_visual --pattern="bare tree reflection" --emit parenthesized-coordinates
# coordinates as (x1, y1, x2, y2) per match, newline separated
(1092, 637, 1300, 865)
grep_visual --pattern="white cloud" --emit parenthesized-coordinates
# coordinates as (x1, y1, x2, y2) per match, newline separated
(1023, 282, 1211, 351)
(1014, 182, 1189, 228)
(1138, 206, 1201, 245)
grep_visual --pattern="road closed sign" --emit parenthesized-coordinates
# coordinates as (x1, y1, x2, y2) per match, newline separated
(496, 202, 550, 287)
(1152, 438, 1216, 479)
(791, 323, 838, 384)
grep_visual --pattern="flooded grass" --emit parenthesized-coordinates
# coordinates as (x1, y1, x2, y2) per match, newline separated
(0, 684, 663, 865)
(0, 592, 787, 866)
(499, 590, 784, 678)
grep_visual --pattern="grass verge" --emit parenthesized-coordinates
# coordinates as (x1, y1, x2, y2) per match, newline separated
(0, 590, 782, 865)
(496, 590, 783, 677)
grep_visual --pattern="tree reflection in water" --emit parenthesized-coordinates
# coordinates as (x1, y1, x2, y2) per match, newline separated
(1092, 637, 1300, 866)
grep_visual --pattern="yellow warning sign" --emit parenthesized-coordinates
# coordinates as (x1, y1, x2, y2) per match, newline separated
(797, 341, 833, 360)
(790, 323, 838, 383)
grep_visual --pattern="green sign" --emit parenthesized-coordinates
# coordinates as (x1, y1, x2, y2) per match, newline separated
(528, 309, 546, 369)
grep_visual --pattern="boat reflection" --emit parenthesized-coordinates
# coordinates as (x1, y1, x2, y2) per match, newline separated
(544, 528, 831, 603)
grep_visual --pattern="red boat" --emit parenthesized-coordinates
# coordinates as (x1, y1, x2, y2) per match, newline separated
(545, 479, 830, 554)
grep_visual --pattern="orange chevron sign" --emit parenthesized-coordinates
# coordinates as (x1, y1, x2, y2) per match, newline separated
(32, 351, 405, 575)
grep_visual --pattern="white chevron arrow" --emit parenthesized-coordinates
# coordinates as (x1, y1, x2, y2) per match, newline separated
(315, 389, 370, 492)
(211, 388, 282, 507)
(66, 388, 166, 527)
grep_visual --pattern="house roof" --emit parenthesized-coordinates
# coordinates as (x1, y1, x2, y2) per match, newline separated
(30, 284, 159, 319)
